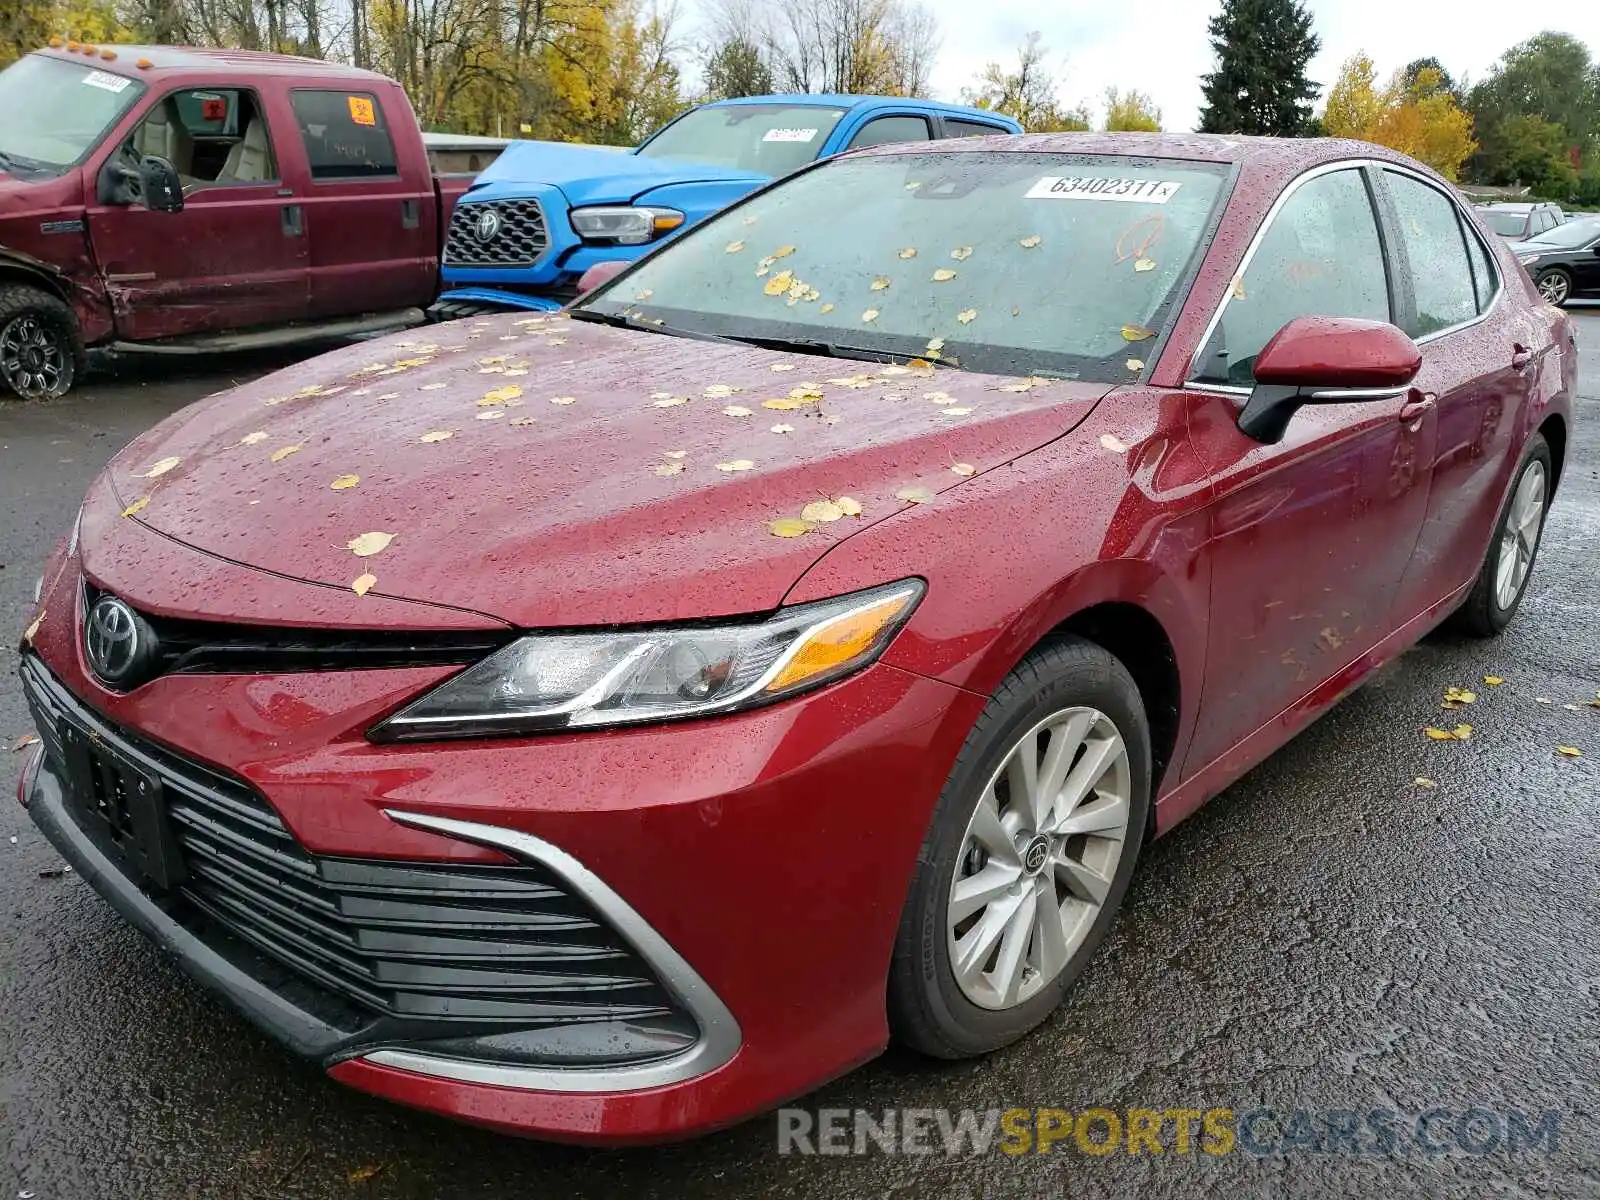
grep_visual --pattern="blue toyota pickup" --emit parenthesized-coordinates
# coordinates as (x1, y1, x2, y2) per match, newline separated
(435, 94, 1022, 313)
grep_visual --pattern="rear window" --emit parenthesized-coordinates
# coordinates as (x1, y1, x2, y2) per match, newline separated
(944, 118, 1010, 139)
(581, 152, 1231, 382)
(290, 89, 397, 179)
(1480, 210, 1530, 237)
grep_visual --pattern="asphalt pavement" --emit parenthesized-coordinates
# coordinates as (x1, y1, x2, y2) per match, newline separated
(2, 318, 1597, 1199)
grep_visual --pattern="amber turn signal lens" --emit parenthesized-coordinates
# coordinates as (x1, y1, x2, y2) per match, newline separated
(765, 591, 917, 693)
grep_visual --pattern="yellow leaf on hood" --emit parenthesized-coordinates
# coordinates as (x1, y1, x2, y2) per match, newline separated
(1556, 745, 1583, 757)
(346, 531, 395, 557)
(652, 461, 685, 476)
(896, 487, 933, 504)
(480, 385, 524, 406)
(663, 450, 687, 459)
(836, 496, 863, 516)
(140, 456, 182, 478)
(769, 363, 797, 372)
(862, 308, 880, 322)
(478, 355, 509, 366)
(704, 384, 739, 398)
(351, 572, 377, 596)
(549, 396, 577, 405)
(330, 474, 360, 490)
(476, 410, 505, 420)
(651, 395, 689, 408)
(768, 517, 813, 537)
(419, 430, 453, 443)
(723, 404, 754, 417)
(239, 431, 268, 445)
(1121, 324, 1156, 342)
(762, 397, 805, 410)
(1134, 257, 1156, 273)
(770, 423, 795, 434)
(942, 407, 974, 417)
(801, 499, 845, 523)
(717, 459, 755, 472)
(270, 445, 302, 463)
(1100, 434, 1130, 453)
(23, 614, 43, 644)
(1019, 234, 1042, 248)
(950, 462, 976, 476)
(121, 496, 150, 517)
(509, 417, 537, 426)
(931, 269, 957, 282)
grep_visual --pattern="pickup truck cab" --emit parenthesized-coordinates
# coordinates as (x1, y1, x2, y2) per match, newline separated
(437, 94, 1022, 314)
(0, 43, 481, 399)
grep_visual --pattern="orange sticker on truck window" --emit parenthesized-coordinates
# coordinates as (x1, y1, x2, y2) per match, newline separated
(348, 96, 376, 126)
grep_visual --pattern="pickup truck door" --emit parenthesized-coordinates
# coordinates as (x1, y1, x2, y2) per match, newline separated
(84, 84, 310, 341)
(286, 87, 437, 317)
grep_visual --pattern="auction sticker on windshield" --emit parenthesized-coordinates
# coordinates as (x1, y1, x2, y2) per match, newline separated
(764, 128, 819, 143)
(1026, 176, 1182, 203)
(82, 70, 132, 93)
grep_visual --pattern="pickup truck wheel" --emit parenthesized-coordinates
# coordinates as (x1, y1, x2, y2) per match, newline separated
(0, 286, 83, 400)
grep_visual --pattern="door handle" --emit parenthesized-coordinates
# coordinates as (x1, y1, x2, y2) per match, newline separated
(281, 204, 304, 237)
(400, 198, 420, 230)
(1398, 391, 1436, 422)
(1511, 343, 1533, 370)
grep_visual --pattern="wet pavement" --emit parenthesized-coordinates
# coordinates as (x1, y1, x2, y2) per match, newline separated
(2, 318, 1598, 1198)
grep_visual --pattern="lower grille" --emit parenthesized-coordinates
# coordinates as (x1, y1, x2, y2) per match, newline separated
(444, 199, 550, 268)
(21, 658, 691, 1048)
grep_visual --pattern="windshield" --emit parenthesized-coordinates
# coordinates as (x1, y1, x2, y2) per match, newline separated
(1524, 218, 1600, 251)
(1480, 210, 1531, 237)
(579, 152, 1230, 382)
(0, 54, 145, 174)
(636, 104, 847, 175)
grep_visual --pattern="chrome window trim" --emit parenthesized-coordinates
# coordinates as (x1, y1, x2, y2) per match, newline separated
(1182, 158, 1506, 391)
(364, 810, 742, 1093)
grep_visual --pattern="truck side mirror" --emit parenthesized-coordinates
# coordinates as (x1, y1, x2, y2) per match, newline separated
(138, 156, 184, 213)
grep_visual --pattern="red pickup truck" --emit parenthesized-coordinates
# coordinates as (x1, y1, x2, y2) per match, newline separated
(0, 43, 486, 399)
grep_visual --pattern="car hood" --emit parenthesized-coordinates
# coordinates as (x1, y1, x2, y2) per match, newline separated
(100, 314, 1112, 628)
(469, 140, 768, 207)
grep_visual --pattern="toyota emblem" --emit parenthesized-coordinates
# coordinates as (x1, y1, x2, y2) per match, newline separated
(84, 596, 153, 688)
(473, 208, 502, 243)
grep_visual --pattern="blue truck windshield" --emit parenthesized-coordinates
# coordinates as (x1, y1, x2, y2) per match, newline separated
(636, 104, 847, 175)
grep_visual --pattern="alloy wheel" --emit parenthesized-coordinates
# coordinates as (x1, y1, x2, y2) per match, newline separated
(946, 706, 1132, 1011)
(1494, 458, 1547, 611)
(0, 314, 69, 400)
(1537, 272, 1570, 305)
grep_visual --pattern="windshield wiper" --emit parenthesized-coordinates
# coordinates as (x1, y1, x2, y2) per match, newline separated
(714, 334, 960, 368)
(569, 308, 737, 345)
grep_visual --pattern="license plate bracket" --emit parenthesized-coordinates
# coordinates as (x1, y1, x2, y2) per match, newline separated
(58, 723, 187, 892)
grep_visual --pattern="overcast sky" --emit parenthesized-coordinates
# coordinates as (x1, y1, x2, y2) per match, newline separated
(914, 0, 1600, 130)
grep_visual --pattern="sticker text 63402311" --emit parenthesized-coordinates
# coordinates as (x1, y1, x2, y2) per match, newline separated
(1026, 177, 1182, 204)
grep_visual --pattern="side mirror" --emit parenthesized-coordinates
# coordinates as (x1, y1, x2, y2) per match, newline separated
(576, 260, 629, 294)
(1237, 316, 1421, 444)
(138, 156, 184, 213)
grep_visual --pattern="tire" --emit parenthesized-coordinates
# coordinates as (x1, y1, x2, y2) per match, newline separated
(0, 284, 84, 400)
(1535, 268, 1572, 307)
(888, 637, 1151, 1059)
(1451, 434, 1554, 637)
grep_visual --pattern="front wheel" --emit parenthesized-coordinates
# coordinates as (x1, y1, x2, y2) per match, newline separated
(0, 285, 82, 400)
(1451, 434, 1553, 637)
(1536, 268, 1573, 307)
(888, 638, 1151, 1059)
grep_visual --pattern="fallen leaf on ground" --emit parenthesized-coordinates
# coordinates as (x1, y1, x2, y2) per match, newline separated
(351, 573, 377, 596)
(896, 487, 932, 504)
(11, 733, 40, 752)
(121, 496, 149, 517)
(768, 517, 813, 538)
(347, 531, 395, 557)
(23, 615, 42, 644)
(330, 474, 360, 490)
(1134, 257, 1156, 273)
(950, 462, 976, 476)
(801, 499, 845, 523)
(836, 496, 863, 516)
(1100, 434, 1130, 453)
(1121, 324, 1156, 342)
(1556, 745, 1583, 757)
(1444, 687, 1476, 704)
(239, 431, 269, 445)
(717, 459, 754, 472)
(270, 445, 302, 462)
(1483, 675, 1505, 685)
(1424, 724, 1473, 741)
(931, 269, 956, 282)
(140, 456, 181, 478)
(1413, 777, 1438, 788)
(347, 1165, 385, 1183)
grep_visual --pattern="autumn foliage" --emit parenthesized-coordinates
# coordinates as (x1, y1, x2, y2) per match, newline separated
(1322, 54, 1477, 180)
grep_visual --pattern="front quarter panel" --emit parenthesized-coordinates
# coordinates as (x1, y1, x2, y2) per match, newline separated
(784, 387, 1213, 764)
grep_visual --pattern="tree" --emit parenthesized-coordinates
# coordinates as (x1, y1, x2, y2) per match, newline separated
(702, 35, 772, 99)
(1467, 33, 1599, 185)
(1103, 87, 1160, 132)
(1499, 113, 1578, 196)
(961, 31, 1090, 133)
(718, 0, 938, 97)
(1197, 0, 1320, 136)
(1402, 56, 1459, 102)
(2, 0, 124, 68)
(1321, 56, 1477, 180)
(1322, 52, 1383, 140)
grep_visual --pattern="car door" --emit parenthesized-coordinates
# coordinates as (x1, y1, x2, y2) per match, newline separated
(1381, 168, 1532, 620)
(1181, 164, 1437, 772)
(84, 84, 309, 341)
(288, 87, 436, 318)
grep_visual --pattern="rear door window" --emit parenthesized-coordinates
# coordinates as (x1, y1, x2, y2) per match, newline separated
(943, 118, 1010, 139)
(847, 115, 931, 150)
(1383, 170, 1479, 335)
(290, 89, 398, 180)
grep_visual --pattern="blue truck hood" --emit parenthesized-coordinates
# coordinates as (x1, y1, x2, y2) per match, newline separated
(469, 140, 770, 206)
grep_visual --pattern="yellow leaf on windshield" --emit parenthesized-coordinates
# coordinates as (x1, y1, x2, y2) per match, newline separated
(1121, 324, 1156, 342)
(801, 500, 845, 523)
(419, 430, 453, 442)
(896, 487, 932, 504)
(330, 474, 360, 490)
(240, 431, 268, 445)
(871, 277, 891, 291)
(1020, 235, 1042, 248)
(764, 270, 794, 296)
(772, 245, 795, 259)
(1231, 276, 1247, 300)
(862, 308, 880, 322)
(726, 240, 745, 253)
(121, 496, 150, 518)
(346, 531, 394, 557)
(1127, 359, 1145, 372)
(140, 456, 182, 478)
(951, 247, 973, 262)
(1134, 257, 1156, 273)
(480, 385, 524, 406)
(931, 269, 956, 282)
(898, 247, 917, 259)
(270, 445, 301, 463)
(820, 303, 835, 313)
(768, 517, 814, 537)
(957, 309, 977, 325)
(351, 573, 377, 597)
(926, 338, 946, 355)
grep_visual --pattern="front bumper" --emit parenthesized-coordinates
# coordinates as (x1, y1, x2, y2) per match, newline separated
(19, 595, 982, 1141)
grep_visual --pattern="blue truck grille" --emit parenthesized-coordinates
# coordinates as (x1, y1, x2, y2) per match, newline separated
(444, 199, 550, 268)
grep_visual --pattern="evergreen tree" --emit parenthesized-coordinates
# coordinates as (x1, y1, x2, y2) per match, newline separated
(1197, 0, 1320, 136)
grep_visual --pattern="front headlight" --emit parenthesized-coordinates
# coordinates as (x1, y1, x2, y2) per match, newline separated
(569, 205, 685, 245)
(370, 580, 924, 741)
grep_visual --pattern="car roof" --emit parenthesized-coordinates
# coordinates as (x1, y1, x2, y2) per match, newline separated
(35, 43, 389, 83)
(697, 93, 1015, 121)
(1478, 202, 1554, 213)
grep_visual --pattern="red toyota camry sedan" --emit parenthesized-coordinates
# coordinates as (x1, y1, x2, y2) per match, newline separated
(16, 133, 1576, 1143)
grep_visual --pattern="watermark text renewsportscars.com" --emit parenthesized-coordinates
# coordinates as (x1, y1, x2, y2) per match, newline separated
(776, 1106, 1561, 1157)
